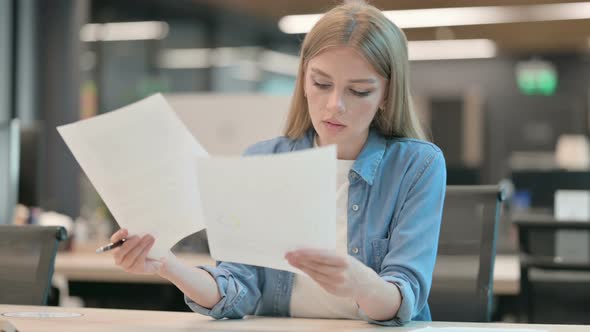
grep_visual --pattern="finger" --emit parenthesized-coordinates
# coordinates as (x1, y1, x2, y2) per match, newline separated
(113, 235, 141, 265)
(289, 248, 346, 265)
(288, 255, 344, 277)
(296, 264, 339, 285)
(121, 235, 153, 269)
(110, 228, 128, 243)
(129, 236, 155, 271)
(311, 276, 346, 296)
(288, 257, 345, 282)
(289, 249, 348, 268)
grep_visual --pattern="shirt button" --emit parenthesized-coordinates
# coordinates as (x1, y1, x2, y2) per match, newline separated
(352, 204, 359, 211)
(351, 247, 359, 254)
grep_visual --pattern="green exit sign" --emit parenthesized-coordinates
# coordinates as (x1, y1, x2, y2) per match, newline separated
(516, 59, 558, 96)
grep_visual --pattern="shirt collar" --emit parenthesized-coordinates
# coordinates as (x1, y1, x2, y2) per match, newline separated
(351, 129, 387, 186)
(293, 128, 387, 186)
(291, 129, 316, 151)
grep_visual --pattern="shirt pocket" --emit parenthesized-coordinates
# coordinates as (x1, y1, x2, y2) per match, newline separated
(370, 238, 390, 271)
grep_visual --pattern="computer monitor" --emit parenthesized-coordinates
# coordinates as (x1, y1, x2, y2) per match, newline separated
(446, 166, 480, 185)
(511, 170, 590, 209)
(0, 119, 20, 224)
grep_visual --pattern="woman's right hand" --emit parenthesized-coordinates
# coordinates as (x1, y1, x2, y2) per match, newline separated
(111, 228, 161, 275)
(110, 228, 221, 308)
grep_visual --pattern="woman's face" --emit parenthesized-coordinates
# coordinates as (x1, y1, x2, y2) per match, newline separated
(304, 46, 387, 159)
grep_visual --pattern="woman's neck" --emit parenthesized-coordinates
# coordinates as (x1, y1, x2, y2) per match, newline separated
(316, 133, 368, 160)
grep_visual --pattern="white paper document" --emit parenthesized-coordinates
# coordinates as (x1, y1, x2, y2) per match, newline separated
(410, 327, 548, 332)
(59, 93, 338, 272)
(196, 146, 337, 273)
(58, 94, 208, 258)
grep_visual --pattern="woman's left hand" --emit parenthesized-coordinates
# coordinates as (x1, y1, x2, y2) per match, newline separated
(285, 248, 373, 300)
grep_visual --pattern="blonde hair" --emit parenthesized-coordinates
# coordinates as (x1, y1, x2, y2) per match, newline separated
(284, 1, 427, 141)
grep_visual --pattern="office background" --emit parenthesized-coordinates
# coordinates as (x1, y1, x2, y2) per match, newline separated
(2, 0, 590, 325)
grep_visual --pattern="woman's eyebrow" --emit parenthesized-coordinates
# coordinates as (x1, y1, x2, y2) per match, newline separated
(348, 78, 377, 84)
(310, 68, 376, 84)
(310, 67, 331, 78)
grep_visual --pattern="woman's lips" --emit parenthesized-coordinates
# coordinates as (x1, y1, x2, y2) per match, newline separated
(323, 120, 346, 131)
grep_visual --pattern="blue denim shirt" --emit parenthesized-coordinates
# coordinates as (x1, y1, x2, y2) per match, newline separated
(185, 128, 446, 326)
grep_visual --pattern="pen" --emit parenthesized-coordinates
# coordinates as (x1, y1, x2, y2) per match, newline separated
(95, 239, 126, 253)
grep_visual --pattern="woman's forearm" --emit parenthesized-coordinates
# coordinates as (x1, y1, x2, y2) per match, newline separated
(158, 255, 221, 309)
(354, 266, 402, 321)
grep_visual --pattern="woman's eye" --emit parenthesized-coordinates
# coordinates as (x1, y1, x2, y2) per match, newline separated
(313, 82, 331, 89)
(350, 89, 371, 97)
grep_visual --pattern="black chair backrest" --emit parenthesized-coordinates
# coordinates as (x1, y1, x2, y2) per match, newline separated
(0, 225, 67, 304)
(429, 185, 506, 322)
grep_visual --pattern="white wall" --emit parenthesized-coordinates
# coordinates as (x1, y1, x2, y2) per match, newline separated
(166, 93, 291, 155)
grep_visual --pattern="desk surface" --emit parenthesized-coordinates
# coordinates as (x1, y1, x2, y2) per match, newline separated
(54, 251, 214, 284)
(54, 252, 520, 295)
(494, 255, 521, 295)
(1, 305, 586, 332)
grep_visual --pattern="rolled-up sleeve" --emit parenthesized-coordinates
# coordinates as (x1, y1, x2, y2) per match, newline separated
(365, 150, 446, 326)
(184, 262, 264, 319)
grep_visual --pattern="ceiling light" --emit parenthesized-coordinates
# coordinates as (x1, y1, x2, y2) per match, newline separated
(158, 49, 212, 69)
(80, 21, 169, 42)
(279, 2, 590, 33)
(408, 39, 497, 61)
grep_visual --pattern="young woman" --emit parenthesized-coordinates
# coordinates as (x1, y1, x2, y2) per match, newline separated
(110, 1, 446, 326)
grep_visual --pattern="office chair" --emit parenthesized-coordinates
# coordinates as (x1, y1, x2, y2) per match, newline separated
(514, 215, 590, 324)
(429, 185, 506, 322)
(0, 224, 67, 305)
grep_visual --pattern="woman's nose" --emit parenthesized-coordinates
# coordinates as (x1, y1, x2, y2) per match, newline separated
(326, 90, 345, 114)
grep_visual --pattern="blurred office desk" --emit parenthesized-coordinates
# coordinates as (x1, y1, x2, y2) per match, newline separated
(53, 252, 215, 310)
(54, 251, 520, 295)
(432, 255, 519, 297)
(513, 213, 590, 323)
(54, 251, 215, 284)
(1, 304, 587, 332)
(494, 255, 520, 295)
